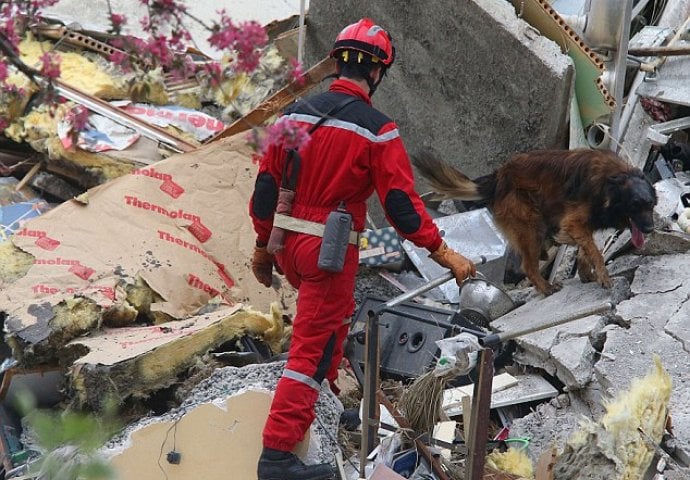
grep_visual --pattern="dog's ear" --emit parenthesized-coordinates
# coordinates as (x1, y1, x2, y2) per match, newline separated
(603, 173, 629, 209)
(607, 173, 629, 186)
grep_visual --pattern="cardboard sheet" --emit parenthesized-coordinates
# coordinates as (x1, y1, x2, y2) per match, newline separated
(0, 135, 296, 345)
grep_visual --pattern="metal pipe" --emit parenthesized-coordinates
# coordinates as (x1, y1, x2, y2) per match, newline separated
(640, 15, 690, 73)
(359, 310, 380, 478)
(609, 0, 633, 151)
(54, 80, 197, 154)
(297, 0, 306, 66)
(480, 302, 613, 347)
(582, 0, 629, 50)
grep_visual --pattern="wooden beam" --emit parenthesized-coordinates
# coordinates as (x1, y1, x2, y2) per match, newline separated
(206, 57, 337, 143)
(466, 349, 495, 480)
(14, 161, 42, 192)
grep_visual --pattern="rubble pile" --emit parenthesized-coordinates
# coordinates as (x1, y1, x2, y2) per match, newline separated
(1, 1, 690, 480)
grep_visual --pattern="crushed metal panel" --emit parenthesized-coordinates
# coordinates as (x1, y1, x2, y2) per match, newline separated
(106, 390, 310, 480)
(402, 209, 508, 304)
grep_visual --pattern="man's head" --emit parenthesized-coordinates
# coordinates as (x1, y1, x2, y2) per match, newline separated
(329, 18, 395, 96)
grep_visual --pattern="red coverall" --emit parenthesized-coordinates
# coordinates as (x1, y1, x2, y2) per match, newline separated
(249, 78, 444, 452)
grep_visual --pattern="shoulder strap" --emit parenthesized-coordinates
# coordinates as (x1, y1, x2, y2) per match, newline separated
(282, 96, 361, 189)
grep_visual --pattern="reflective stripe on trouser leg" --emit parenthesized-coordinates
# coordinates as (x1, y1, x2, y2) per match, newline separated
(282, 333, 337, 391)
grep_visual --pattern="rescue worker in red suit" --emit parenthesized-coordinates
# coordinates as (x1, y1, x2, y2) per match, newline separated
(250, 18, 476, 480)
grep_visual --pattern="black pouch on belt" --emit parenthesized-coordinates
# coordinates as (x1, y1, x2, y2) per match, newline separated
(318, 202, 352, 273)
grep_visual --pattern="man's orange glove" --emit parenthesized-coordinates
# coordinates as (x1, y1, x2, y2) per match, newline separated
(252, 246, 282, 288)
(429, 241, 476, 285)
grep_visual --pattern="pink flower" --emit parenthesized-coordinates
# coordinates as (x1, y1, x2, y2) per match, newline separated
(207, 15, 267, 74)
(110, 13, 127, 32)
(259, 118, 311, 155)
(0, 61, 8, 82)
(67, 105, 90, 132)
(108, 50, 130, 69)
(201, 62, 222, 87)
(289, 58, 306, 86)
(39, 51, 61, 79)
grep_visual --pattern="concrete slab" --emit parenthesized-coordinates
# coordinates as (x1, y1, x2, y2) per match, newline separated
(66, 305, 286, 410)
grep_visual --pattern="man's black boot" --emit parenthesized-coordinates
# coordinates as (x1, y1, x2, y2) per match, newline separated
(257, 447, 335, 480)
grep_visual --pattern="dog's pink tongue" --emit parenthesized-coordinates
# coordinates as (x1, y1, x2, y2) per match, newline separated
(631, 224, 645, 249)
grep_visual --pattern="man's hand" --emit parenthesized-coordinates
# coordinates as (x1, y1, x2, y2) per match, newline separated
(429, 241, 476, 285)
(252, 246, 279, 287)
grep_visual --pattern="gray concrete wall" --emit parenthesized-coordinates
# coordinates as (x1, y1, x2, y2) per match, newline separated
(304, 0, 574, 226)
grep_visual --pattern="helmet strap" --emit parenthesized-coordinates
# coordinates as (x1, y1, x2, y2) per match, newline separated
(366, 66, 386, 97)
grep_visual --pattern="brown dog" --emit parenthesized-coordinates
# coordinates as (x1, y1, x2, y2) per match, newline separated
(412, 149, 657, 295)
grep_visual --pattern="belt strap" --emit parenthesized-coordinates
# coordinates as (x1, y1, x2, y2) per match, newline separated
(274, 213, 360, 245)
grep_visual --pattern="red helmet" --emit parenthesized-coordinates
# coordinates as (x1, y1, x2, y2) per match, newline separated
(330, 18, 395, 67)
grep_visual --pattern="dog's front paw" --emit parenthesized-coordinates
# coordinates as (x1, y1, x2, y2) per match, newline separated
(597, 273, 613, 289)
(577, 263, 596, 283)
(538, 281, 562, 296)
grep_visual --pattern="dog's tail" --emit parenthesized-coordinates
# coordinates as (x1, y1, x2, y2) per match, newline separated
(411, 151, 484, 201)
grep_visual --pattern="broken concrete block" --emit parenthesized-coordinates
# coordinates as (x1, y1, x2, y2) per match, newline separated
(509, 393, 595, 466)
(493, 278, 624, 390)
(101, 362, 342, 479)
(638, 230, 690, 257)
(549, 336, 595, 390)
(595, 257, 690, 459)
(106, 390, 292, 480)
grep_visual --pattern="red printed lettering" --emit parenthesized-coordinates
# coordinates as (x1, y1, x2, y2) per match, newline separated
(206, 118, 224, 131)
(124, 195, 200, 223)
(35, 236, 61, 251)
(187, 273, 220, 298)
(160, 178, 185, 199)
(187, 220, 212, 243)
(188, 115, 205, 128)
(69, 264, 95, 280)
(132, 167, 172, 182)
(215, 262, 235, 289)
(16, 227, 46, 238)
(32, 284, 60, 294)
(34, 257, 81, 266)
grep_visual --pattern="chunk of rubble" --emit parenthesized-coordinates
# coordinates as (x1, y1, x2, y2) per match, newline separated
(596, 252, 690, 459)
(491, 277, 629, 390)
